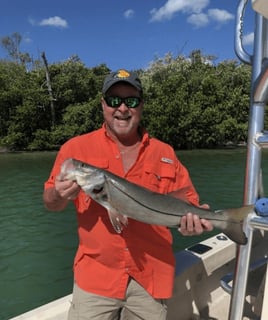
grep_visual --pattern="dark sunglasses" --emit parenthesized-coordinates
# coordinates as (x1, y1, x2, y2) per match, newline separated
(104, 96, 142, 108)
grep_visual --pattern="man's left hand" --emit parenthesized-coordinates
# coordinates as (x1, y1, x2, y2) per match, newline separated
(178, 204, 213, 236)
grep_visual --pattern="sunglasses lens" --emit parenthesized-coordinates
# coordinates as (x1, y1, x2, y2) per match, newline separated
(124, 97, 140, 108)
(105, 97, 121, 107)
(105, 97, 141, 108)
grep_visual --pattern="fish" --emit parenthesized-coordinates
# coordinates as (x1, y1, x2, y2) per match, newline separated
(60, 158, 253, 245)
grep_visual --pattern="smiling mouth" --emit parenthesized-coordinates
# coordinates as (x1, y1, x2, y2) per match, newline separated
(115, 115, 131, 121)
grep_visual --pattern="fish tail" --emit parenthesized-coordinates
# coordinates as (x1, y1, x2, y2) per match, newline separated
(221, 221, 247, 245)
(221, 205, 254, 245)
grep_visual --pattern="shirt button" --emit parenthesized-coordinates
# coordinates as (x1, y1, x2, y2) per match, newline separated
(125, 247, 129, 251)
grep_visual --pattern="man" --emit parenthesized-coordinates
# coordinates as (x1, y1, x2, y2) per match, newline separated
(43, 69, 213, 320)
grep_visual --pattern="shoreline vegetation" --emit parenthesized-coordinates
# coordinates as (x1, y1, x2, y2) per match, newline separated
(1, 45, 256, 151)
(0, 141, 247, 154)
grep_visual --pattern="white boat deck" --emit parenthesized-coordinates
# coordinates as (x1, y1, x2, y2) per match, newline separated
(9, 233, 268, 320)
(10, 295, 71, 320)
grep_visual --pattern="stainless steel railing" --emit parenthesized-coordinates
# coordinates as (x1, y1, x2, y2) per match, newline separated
(227, 1, 268, 319)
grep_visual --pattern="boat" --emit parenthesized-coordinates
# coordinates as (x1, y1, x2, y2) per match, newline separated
(10, 0, 268, 319)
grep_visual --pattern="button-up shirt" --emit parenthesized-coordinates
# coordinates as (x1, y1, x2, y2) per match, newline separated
(44, 125, 199, 299)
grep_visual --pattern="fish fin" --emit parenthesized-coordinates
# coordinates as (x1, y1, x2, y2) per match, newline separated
(222, 221, 247, 245)
(108, 210, 128, 233)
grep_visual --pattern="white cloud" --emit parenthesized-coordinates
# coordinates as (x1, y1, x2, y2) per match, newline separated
(39, 16, 68, 28)
(187, 9, 234, 28)
(149, 0, 234, 31)
(124, 9, 135, 19)
(243, 32, 254, 46)
(150, 0, 209, 22)
(208, 9, 234, 23)
(187, 13, 209, 28)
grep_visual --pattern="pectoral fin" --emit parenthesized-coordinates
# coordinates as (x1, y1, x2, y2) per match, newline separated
(107, 210, 128, 233)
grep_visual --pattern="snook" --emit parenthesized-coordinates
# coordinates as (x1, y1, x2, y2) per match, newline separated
(60, 158, 253, 245)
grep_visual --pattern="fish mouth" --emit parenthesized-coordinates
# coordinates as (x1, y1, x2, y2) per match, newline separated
(93, 187, 103, 194)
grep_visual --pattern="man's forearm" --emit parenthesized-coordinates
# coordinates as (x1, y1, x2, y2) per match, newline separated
(43, 187, 69, 211)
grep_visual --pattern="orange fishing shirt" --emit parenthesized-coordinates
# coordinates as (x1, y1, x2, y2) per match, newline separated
(44, 125, 200, 299)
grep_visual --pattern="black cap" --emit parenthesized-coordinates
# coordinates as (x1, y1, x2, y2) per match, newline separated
(102, 69, 142, 95)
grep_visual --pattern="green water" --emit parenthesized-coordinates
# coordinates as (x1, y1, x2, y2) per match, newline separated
(1, 149, 267, 319)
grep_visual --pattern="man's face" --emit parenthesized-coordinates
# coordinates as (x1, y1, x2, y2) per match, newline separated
(101, 83, 143, 141)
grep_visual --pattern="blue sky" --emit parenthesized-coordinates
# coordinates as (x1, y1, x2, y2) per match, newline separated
(0, 0, 256, 71)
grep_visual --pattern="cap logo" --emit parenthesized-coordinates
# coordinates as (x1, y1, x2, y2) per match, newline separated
(116, 69, 130, 79)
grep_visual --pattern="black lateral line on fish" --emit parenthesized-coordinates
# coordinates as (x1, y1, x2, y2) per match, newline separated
(109, 179, 243, 225)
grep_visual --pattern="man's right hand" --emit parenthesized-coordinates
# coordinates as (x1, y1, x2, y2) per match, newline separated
(43, 174, 81, 211)
(55, 175, 80, 200)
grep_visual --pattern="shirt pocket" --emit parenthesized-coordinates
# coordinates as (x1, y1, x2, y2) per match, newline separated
(142, 162, 176, 193)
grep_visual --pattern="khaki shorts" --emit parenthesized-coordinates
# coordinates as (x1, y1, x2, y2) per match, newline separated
(68, 278, 167, 320)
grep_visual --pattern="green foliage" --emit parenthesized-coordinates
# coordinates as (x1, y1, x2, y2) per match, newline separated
(141, 52, 252, 149)
(28, 129, 54, 151)
(51, 95, 103, 145)
(0, 46, 256, 151)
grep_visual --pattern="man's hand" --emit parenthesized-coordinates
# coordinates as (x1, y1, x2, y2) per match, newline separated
(178, 204, 213, 236)
(55, 175, 80, 200)
(43, 175, 81, 212)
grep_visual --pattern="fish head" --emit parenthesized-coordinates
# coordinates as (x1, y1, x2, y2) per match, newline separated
(60, 158, 105, 194)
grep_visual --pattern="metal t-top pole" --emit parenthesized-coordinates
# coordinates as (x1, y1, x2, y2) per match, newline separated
(229, 0, 268, 319)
